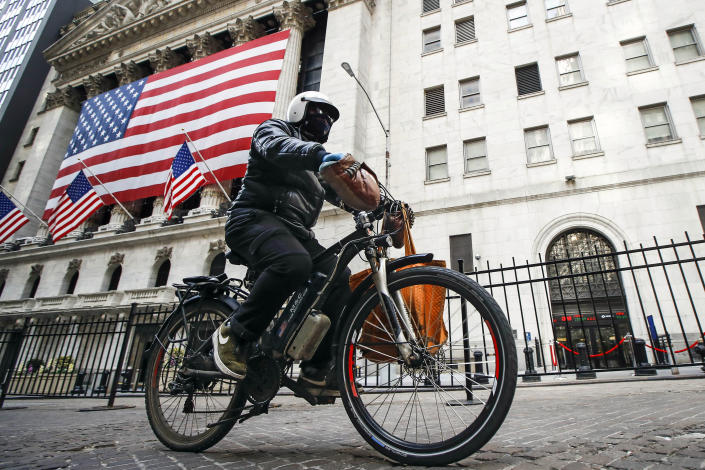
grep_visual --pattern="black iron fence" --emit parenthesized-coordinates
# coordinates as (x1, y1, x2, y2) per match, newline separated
(0, 233, 704, 404)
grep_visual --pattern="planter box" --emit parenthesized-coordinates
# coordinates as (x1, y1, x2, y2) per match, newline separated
(8, 373, 78, 395)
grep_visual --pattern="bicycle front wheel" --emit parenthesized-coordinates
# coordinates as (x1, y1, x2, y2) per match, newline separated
(144, 300, 246, 452)
(337, 266, 517, 466)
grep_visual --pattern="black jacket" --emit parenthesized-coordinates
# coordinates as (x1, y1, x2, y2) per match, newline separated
(231, 119, 343, 239)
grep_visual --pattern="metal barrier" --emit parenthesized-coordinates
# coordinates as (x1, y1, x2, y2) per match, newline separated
(0, 233, 704, 404)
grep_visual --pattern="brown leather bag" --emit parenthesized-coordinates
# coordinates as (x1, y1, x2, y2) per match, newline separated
(350, 206, 449, 363)
(319, 154, 380, 211)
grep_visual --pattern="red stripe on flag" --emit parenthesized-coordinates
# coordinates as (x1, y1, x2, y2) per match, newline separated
(0, 209, 29, 243)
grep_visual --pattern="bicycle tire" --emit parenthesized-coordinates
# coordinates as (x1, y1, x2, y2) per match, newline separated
(337, 266, 517, 466)
(145, 299, 246, 452)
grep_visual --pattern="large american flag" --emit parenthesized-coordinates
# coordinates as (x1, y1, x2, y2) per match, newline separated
(43, 30, 290, 219)
(0, 192, 29, 243)
(164, 142, 207, 219)
(48, 171, 104, 241)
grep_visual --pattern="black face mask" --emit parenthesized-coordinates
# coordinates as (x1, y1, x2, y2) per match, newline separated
(301, 114, 332, 143)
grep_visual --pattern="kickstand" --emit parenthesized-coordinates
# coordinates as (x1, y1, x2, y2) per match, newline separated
(238, 401, 269, 423)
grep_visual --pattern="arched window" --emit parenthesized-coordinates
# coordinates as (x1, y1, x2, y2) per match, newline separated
(66, 271, 79, 295)
(546, 229, 631, 369)
(155, 260, 171, 287)
(0, 279, 5, 298)
(108, 266, 122, 291)
(209, 253, 226, 276)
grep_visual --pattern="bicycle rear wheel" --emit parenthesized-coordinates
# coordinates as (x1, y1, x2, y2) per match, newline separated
(145, 300, 246, 452)
(337, 266, 517, 466)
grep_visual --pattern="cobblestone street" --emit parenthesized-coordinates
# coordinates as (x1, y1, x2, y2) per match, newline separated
(1, 377, 704, 470)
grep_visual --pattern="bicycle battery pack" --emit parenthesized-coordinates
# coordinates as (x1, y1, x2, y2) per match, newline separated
(267, 272, 330, 360)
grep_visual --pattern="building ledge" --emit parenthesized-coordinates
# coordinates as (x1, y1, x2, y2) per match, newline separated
(559, 81, 589, 91)
(607, 0, 630, 5)
(518, 90, 545, 100)
(421, 8, 440, 17)
(422, 48, 443, 57)
(527, 159, 557, 168)
(546, 13, 572, 23)
(424, 177, 450, 185)
(646, 139, 682, 148)
(459, 104, 485, 113)
(423, 112, 447, 121)
(452, 0, 472, 6)
(455, 38, 478, 48)
(572, 151, 605, 160)
(508, 24, 533, 34)
(464, 169, 491, 178)
(627, 66, 659, 76)
(675, 56, 705, 66)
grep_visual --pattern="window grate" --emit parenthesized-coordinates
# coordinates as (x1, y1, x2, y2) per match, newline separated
(423, 0, 440, 13)
(455, 17, 475, 43)
(425, 86, 445, 116)
(515, 63, 542, 95)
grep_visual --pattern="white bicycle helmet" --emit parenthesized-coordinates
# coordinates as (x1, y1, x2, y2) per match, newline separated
(287, 91, 340, 124)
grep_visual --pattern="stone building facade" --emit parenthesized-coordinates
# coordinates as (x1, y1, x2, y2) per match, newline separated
(0, 0, 704, 363)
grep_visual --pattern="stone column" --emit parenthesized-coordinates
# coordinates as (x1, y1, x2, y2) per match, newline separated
(227, 16, 265, 47)
(186, 32, 224, 61)
(148, 47, 186, 73)
(97, 202, 136, 233)
(189, 182, 230, 217)
(44, 86, 82, 112)
(140, 196, 166, 225)
(272, 1, 316, 118)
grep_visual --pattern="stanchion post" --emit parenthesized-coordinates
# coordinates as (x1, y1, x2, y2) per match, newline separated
(694, 342, 705, 373)
(458, 259, 473, 403)
(473, 350, 489, 384)
(522, 346, 541, 382)
(107, 304, 137, 408)
(633, 338, 657, 376)
(575, 342, 596, 380)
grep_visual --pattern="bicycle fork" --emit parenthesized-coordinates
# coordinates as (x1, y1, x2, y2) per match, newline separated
(365, 247, 418, 365)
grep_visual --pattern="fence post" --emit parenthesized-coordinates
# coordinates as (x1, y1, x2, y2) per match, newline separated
(457, 259, 474, 404)
(107, 304, 137, 407)
(473, 350, 489, 384)
(0, 319, 28, 409)
(694, 342, 705, 373)
(575, 342, 596, 379)
(633, 338, 657, 376)
(522, 347, 541, 382)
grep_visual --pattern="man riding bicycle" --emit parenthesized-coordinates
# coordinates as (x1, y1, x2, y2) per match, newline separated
(212, 91, 354, 392)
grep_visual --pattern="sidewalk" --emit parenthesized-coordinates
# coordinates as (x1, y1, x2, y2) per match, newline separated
(1, 376, 704, 469)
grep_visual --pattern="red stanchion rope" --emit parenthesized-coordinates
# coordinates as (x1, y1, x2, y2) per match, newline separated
(644, 339, 703, 354)
(555, 337, 626, 357)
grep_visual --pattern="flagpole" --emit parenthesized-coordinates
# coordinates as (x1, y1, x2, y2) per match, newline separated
(181, 129, 232, 202)
(75, 158, 136, 221)
(0, 183, 49, 227)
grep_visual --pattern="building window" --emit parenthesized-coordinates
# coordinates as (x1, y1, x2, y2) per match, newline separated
(667, 26, 704, 63)
(455, 17, 475, 44)
(690, 96, 705, 136)
(525, 126, 553, 164)
(424, 86, 445, 117)
(449, 234, 473, 272)
(621, 37, 654, 73)
(23, 127, 39, 147)
(423, 26, 441, 53)
(459, 77, 480, 108)
(556, 53, 585, 87)
(209, 253, 226, 276)
(568, 118, 601, 156)
(515, 63, 542, 96)
(639, 104, 677, 144)
(507, 2, 530, 30)
(545, 0, 568, 19)
(463, 138, 489, 173)
(26, 276, 40, 299)
(8, 160, 24, 182)
(426, 145, 448, 181)
(108, 265, 122, 291)
(423, 0, 440, 13)
(66, 271, 79, 295)
(155, 260, 171, 287)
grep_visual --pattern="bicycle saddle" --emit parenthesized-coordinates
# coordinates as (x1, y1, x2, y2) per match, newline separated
(182, 274, 224, 285)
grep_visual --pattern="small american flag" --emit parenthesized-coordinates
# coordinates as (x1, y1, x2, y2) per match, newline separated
(48, 171, 104, 241)
(164, 142, 207, 219)
(44, 30, 290, 220)
(0, 192, 29, 243)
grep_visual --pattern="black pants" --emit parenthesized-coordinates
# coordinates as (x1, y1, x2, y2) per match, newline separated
(224, 208, 351, 366)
